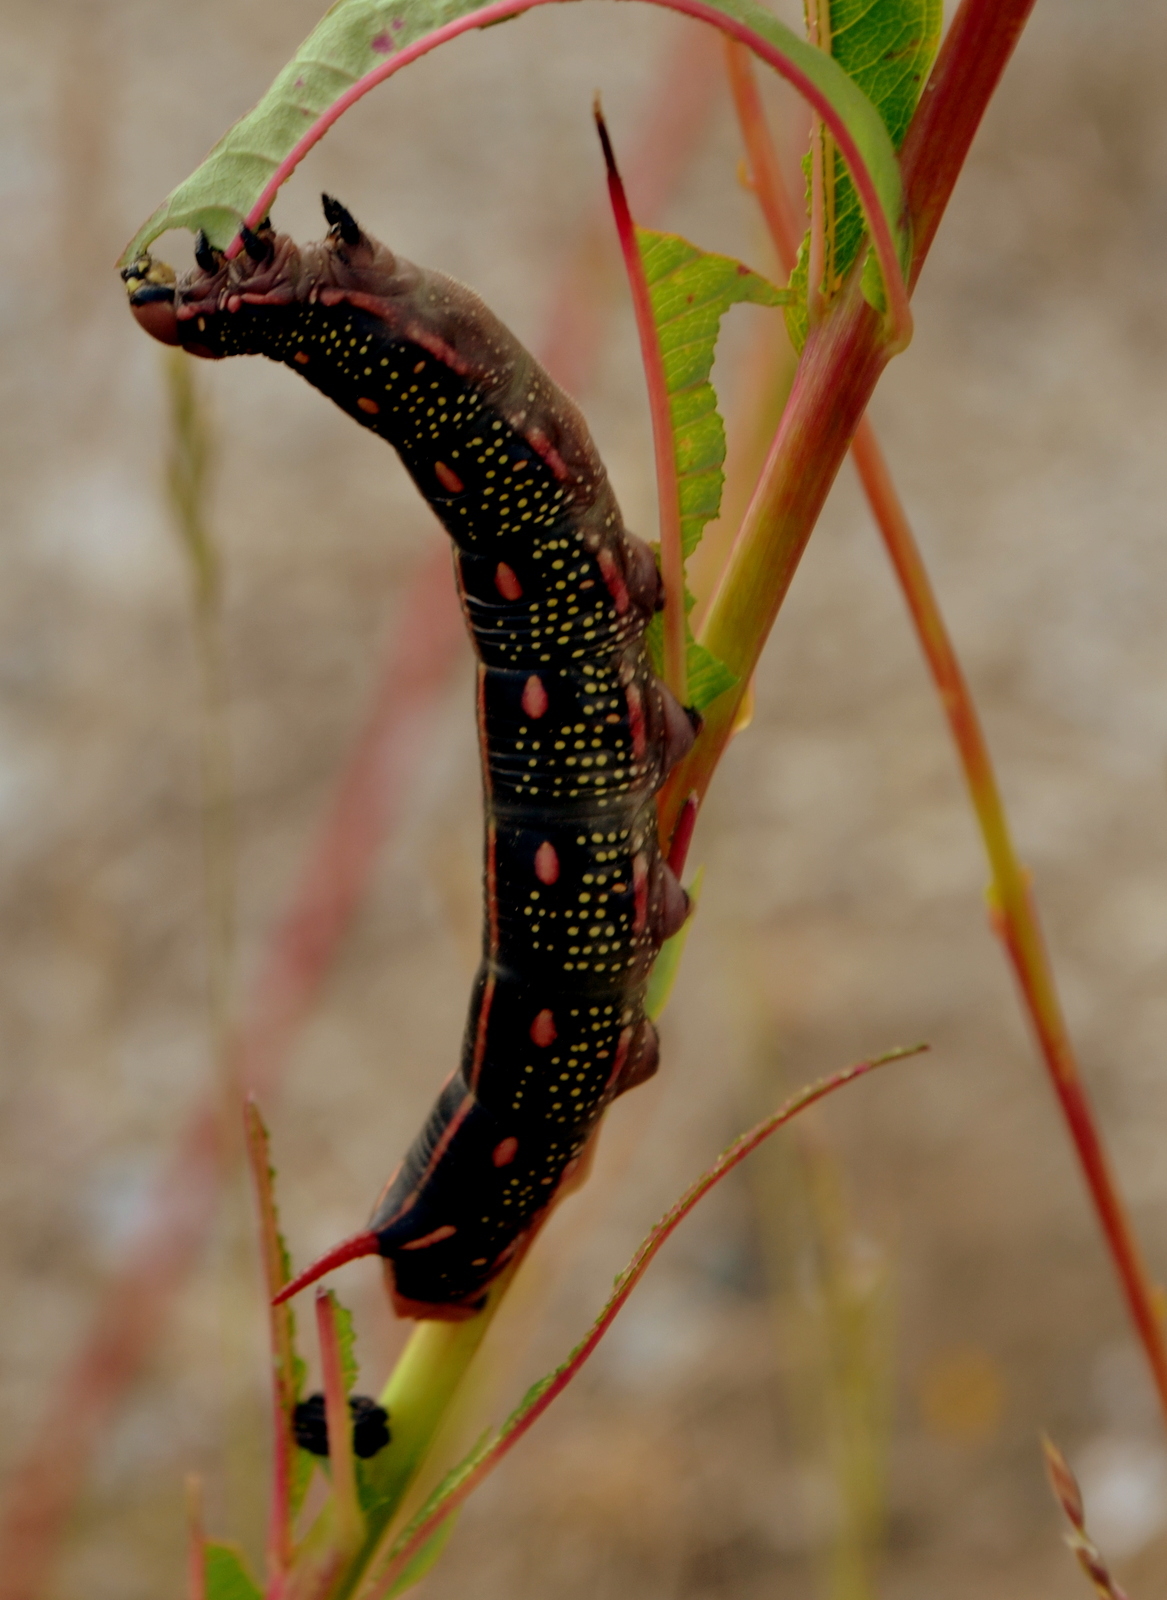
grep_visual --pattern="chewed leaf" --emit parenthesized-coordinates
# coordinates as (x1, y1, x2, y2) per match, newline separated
(787, 0, 940, 348)
(638, 229, 788, 559)
(205, 1542, 262, 1600)
(636, 227, 786, 712)
(120, 0, 907, 295)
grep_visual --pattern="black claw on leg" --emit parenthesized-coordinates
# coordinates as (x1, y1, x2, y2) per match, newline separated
(193, 230, 219, 274)
(322, 192, 362, 247)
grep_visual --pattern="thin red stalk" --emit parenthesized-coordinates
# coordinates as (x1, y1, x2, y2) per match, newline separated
(723, 40, 802, 269)
(540, 25, 722, 396)
(849, 421, 1167, 1423)
(369, 1047, 924, 1598)
(901, 0, 1039, 292)
(595, 105, 686, 704)
(723, 0, 1167, 1423)
(227, 0, 910, 345)
(0, 59, 721, 1600)
(186, 1477, 207, 1600)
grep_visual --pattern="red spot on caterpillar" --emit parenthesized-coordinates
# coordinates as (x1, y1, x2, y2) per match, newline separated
(494, 562, 522, 600)
(597, 547, 630, 615)
(294, 351, 310, 365)
(625, 682, 646, 760)
(530, 1009, 557, 1047)
(358, 397, 380, 414)
(434, 461, 464, 494)
(632, 852, 649, 934)
(524, 425, 571, 483)
(401, 1224, 457, 1251)
(535, 841, 560, 884)
(413, 360, 426, 374)
(492, 1137, 519, 1168)
(371, 29, 395, 51)
(522, 675, 548, 718)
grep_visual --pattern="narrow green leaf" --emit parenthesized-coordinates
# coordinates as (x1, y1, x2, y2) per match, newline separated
(333, 1298, 360, 1393)
(205, 1542, 262, 1600)
(385, 1512, 460, 1595)
(120, 0, 907, 279)
(787, 0, 941, 348)
(636, 227, 786, 710)
(638, 228, 789, 560)
(243, 1100, 314, 1524)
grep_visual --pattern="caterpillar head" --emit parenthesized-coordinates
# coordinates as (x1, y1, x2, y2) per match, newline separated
(121, 253, 179, 345)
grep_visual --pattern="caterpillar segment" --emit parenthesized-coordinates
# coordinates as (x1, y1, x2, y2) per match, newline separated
(125, 197, 696, 1319)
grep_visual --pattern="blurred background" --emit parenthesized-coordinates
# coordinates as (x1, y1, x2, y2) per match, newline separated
(3, 0, 1167, 1595)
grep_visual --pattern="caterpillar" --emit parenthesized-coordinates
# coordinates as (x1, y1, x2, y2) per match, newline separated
(123, 197, 695, 1320)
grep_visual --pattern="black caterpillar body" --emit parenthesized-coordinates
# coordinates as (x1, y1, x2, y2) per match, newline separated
(124, 200, 694, 1319)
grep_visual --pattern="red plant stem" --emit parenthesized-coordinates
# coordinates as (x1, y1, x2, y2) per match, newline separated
(595, 106, 687, 704)
(723, 39, 802, 269)
(369, 1047, 923, 1598)
(186, 1477, 207, 1600)
(850, 418, 1167, 1422)
(539, 25, 722, 397)
(225, 0, 910, 345)
(658, 0, 1040, 824)
(725, 20, 1167, 1425)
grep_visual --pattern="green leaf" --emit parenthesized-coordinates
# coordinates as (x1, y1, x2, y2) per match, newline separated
(385, 1513, 460, 1595)
(120, 0, 907, 274)
(205, 1542, 262, 1600)
(637, 229, 789, 560)
(786, 0, 941, 348)
(636, 227, 784, 711)
(334, 1297, 360, 1393)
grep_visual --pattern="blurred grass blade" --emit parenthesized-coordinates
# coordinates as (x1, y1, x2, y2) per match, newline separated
(1043, 1438, 1132, 1600)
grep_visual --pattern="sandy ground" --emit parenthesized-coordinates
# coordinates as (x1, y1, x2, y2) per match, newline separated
(3, 0, 1167, 1596)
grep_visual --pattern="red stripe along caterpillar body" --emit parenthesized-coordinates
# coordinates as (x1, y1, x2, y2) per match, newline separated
(123, 199, 695, 1320)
